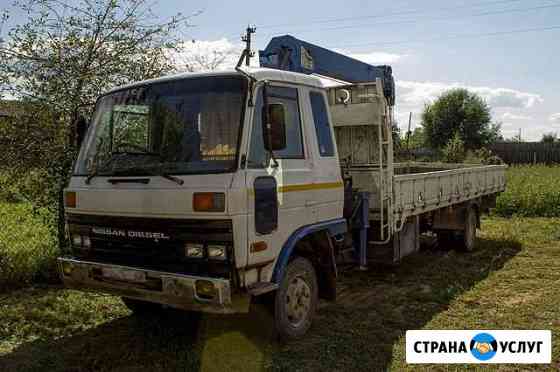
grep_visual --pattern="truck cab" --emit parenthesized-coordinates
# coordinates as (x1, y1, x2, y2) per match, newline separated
(59, 67, 346, 339)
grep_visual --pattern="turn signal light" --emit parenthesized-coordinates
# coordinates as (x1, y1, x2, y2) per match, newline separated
(193, 192, 225, 212)
(65, 191, 76, 208)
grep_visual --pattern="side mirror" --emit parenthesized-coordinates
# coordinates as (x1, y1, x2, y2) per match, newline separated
(75, 116, 89, 148)
(262, 103, 287, 152)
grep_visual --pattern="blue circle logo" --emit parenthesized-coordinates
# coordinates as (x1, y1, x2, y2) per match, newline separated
(470, 333, 498, 361)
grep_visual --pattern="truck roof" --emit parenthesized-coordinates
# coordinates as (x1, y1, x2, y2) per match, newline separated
(103, 67, 331, 96)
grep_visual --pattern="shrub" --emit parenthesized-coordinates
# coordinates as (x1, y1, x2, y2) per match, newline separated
(441, 132, 466, 163)
(465, 148, 504, 165)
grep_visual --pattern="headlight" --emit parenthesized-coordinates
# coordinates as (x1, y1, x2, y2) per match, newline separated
(185, 243, 204, 258)
(72, 234, 82, 246)
(207, 244, 227, 260)
(71, 234, 91, 249)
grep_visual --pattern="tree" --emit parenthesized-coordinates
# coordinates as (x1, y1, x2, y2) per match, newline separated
(0, 0, 197, 245)
(542, 132, 557, 143)
(421, 88, 500, 150)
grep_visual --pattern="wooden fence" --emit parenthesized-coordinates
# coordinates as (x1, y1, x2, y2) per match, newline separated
(489, 142, 560, 164)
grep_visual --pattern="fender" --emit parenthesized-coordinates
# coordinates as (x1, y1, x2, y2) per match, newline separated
(271, 218, 347, 283)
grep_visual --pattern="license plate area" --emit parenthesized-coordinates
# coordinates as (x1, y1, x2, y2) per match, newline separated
(101, 267, 146, 283)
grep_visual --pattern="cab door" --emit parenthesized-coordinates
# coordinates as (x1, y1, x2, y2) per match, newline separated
(244, 84, 314, 273)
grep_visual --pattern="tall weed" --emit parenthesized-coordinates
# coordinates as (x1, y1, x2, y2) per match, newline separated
(495, 165, 560, 217)
(0, 202, 58, 291)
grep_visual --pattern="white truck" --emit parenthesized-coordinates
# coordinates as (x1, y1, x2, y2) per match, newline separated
(59, 36, 506, 340)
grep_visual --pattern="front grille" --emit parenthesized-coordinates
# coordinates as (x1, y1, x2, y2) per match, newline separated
(66, 214, 233, 278)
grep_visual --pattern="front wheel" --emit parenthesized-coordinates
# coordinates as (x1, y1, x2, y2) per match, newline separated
(274, 257, 318, 341)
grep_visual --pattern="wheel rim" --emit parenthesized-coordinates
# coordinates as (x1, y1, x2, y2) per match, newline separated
(285, 275, 312, 328)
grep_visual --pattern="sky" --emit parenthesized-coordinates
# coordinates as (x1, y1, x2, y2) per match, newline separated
(2, 0, 560, 140)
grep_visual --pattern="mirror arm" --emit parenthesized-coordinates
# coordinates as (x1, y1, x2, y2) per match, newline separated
(262, 81, 279, 168)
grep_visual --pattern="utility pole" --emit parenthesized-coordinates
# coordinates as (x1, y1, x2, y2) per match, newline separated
(406, 112, 412, 158)
(241, 25, 256, 67)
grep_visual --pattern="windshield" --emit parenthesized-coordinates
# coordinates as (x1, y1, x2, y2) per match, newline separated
(74, 75, 247, 176)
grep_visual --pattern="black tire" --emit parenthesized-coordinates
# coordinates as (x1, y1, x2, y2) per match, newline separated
(121, 297, 162, 315)
(458, 207, 477, 252)
(274, 257, 318, 341)
(436, 231, 454, 250)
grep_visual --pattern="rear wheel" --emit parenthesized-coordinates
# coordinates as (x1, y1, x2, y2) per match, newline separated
(436, 231, 454, 250)
(274, 257, 318, 341)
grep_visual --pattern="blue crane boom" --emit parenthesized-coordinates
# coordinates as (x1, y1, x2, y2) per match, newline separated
(259, 35, 395, 105)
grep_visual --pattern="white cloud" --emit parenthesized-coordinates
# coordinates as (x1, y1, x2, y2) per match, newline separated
(550, 113, 560, 124)
(501, 112, 532, 121)
(396, 80, 543, 109)
(171, 38, 246, 72)
(346, 51, 404, 65)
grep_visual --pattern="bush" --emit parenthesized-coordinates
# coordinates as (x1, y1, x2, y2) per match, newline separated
(441, 132, 466, 163)
(495, 165, 560, 217)
(464, 148, 504, 165)
(0, 201, 58, 291)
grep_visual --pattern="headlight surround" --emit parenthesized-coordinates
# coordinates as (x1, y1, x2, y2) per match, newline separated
(185, 243, 204, 258)
(207, 244, 227, 261)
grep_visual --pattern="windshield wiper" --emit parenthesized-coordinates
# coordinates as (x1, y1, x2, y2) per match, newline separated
(157, 172, 184, 185)
(85, 155, 119, 185)
(107, 166, 185, 186)
(85, 151, 160, 185)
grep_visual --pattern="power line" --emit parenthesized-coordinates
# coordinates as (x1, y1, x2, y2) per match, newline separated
(223, 0, 534, 40)
(257, 0, 530, 29)
(255, 3, 560, 38)
(328, 24, 560, 49)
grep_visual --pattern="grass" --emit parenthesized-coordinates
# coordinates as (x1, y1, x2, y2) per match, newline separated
(0, 217, 558, 371)
(0, 201, 57, 291)
(1, 165, 559, 370)
(495, 165, 560, 217)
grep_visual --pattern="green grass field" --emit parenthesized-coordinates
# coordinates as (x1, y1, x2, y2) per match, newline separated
(495, 165, 560, 217)
(0, 217, 558, 371)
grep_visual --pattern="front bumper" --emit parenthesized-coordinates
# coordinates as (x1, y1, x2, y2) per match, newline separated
(58, 257, 248, 314)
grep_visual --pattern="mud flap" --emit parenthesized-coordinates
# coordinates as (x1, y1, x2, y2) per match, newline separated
(393, 216, 420, 262)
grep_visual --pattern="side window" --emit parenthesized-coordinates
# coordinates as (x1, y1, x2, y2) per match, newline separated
(309, 91, 335, 157)
(248, 86, 304, 168)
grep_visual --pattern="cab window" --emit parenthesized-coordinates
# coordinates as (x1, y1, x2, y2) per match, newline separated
(248, 86, 304, 168)
(309, 91, 335, 157)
